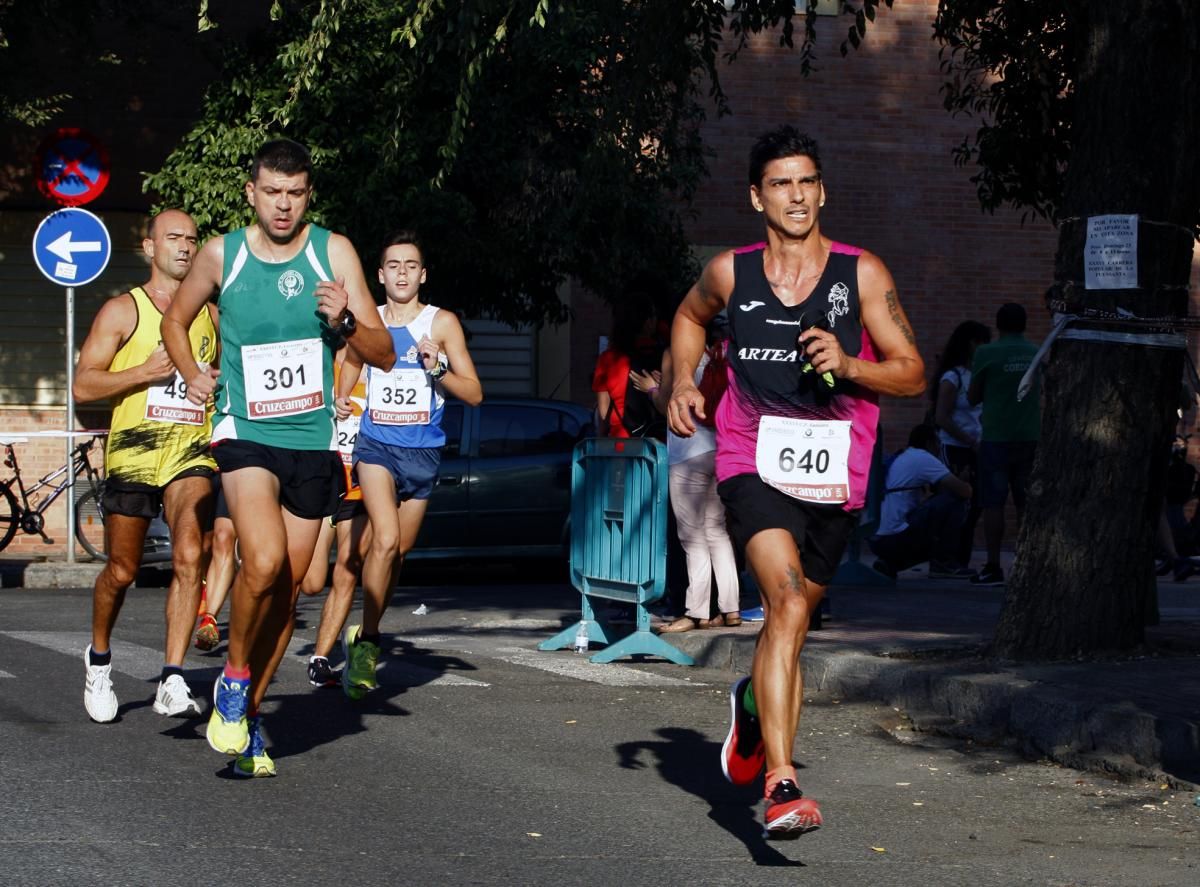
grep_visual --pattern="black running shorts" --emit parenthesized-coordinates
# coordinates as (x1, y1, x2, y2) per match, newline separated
(717, 473, 859, 587)
(102, 466, 215, 519)
(212, 440, 344, 520)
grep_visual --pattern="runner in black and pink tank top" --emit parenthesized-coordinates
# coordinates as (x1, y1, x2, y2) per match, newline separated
(716, 241, 880, 512)
(663, 126, 926, 841)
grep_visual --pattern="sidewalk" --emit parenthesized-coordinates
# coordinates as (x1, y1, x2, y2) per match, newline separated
(664, 566, 1200, 789)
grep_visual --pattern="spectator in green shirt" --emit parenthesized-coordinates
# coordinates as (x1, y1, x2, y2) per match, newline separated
(967, 303, 1039, 586)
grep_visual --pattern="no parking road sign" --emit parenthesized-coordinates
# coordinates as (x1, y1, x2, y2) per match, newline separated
(32, 208, 111, 287)
(35, 128, 110, 206)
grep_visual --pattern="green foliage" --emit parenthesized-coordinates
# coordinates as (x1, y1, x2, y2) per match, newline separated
(151, 1, 759, 326)
(153, 1, 913, 326)
(934, 0, 1074, 221)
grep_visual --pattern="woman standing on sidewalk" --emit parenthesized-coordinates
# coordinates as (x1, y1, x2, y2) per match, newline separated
(931, 321, 990, 570)
(649, 316, 741, 633)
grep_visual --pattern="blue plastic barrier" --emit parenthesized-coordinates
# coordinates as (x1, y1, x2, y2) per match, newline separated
(538, 437, 693, 665)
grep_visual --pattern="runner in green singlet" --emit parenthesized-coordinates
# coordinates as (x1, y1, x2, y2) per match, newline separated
(162, 139, 394, 777)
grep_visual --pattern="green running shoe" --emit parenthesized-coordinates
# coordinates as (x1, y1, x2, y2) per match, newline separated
(341, 624, 380, 700)
(233, 716, 276, 778)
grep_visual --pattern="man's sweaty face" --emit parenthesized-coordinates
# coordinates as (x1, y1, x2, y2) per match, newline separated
(246, 170, 311, 244)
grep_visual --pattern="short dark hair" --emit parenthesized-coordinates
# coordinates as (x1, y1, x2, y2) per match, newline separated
(749, 126, 822, 186)
(996, 302, 1027, 333)
(251, 138, 313, 183)
(908, 423, 939, 450)
(379, 229, 424, 267)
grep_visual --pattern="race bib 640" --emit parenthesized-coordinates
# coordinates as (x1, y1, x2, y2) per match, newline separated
(755, 416, 852, 504)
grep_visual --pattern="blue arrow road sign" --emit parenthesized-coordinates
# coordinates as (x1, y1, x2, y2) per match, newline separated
(32, 208, 111, 287)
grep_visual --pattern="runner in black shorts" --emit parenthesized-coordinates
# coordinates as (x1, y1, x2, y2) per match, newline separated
(163, 139, 395, 778)
(75, 209, 217, 725)
(666, 127, 925, 838)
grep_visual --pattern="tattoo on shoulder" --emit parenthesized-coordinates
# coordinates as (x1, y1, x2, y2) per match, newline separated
(884, 289, 916, 345)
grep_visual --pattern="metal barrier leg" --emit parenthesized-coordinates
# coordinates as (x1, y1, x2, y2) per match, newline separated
(589, 597, 694, 665)
(537, 596, 615, 651)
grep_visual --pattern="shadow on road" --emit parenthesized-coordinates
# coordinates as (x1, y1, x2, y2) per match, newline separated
(614, 726, 806, 867)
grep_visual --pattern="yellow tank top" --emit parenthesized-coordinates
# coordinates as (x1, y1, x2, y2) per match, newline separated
(105, 287, 218, 487)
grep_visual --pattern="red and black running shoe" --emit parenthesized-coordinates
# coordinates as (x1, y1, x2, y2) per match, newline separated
(721, 676, 765, 785)
(764, 779, 822, 839)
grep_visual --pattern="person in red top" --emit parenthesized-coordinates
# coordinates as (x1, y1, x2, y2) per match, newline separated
(592, 303, 662, 438)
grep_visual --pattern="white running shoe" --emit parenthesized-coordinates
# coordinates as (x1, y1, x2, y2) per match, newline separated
(153, 673, 202, 717)
(83, 645, 118, 723)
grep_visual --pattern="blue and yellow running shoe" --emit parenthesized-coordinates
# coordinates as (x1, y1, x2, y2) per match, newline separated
(233, 715, 276, 778)
(206, 670, 250, 755)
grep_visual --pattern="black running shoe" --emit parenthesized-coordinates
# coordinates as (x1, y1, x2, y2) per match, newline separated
(307, 656, 340, 687)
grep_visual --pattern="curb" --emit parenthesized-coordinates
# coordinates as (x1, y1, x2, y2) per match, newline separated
(23, 562, 105, 589)
(668, 628, 1200, 790)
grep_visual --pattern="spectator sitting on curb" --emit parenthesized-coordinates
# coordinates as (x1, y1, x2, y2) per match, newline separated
(870, 424, 973, 579)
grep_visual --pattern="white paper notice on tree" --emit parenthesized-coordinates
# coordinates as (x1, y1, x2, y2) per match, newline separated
(1084, 214, 1138, 289)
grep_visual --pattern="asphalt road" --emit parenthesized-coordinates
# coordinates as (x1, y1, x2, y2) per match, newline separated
(1, 579, 1197, 887)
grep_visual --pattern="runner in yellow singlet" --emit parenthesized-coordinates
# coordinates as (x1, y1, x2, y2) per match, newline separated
(76, 209, 217, 724)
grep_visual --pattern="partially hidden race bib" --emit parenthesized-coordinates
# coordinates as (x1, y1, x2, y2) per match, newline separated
(755, 416, 852, 504)
(144, 366, 205, 426)
(336, 412, 361, 466)
(368, 367, 432, 426)
(242, 338, 325, 419)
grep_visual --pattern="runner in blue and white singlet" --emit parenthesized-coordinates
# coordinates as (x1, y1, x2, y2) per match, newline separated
(330, 232, 482, 701)
(359, 303, 448, 450)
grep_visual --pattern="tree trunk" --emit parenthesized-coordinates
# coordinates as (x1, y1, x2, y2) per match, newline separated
(992, 0, 1200, 658)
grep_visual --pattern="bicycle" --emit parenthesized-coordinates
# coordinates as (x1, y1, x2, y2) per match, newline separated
(0, 434, 108, 559)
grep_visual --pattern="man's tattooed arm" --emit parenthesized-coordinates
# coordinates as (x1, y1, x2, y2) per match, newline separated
(884, 289, 916, 345)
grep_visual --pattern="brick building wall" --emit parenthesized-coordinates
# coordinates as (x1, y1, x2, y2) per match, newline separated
(685, 1, 1062, 451)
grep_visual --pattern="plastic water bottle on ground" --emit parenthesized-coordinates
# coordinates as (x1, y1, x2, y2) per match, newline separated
(573, 621, 589, 654)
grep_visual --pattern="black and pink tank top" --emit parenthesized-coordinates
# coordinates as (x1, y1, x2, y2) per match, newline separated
(714, 242, 881, 511)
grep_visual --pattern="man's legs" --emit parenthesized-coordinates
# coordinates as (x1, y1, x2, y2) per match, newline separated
(249, 507, 323, 710)
(206, 467, 288, 755)
(161, 476, 213, 667)
(195, 515, 236, 650)
(152, 475, 213, 717)
(973, 441, 1009, 585)
(91, 514, 150, 653)
(299, 518, 334, 597)
(343, 462, 428, 697)
(85, 512, 150, 723)
(357, 463, 429, 637)
(314, 514, 369, 660)
(742, 528, 825, 835)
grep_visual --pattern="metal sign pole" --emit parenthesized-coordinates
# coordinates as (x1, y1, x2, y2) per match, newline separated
(65, 285, 75, 564)
(32, 207, 111, 565)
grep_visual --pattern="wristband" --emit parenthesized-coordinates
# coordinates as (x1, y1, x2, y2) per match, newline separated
(648, 385, 659, 393)
(427, 362, 448, 381)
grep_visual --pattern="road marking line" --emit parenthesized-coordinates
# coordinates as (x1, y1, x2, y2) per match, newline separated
(0, 669, 14, 678)
(1, 632, 162, 681)
(491, 646, 703, 687)
(1, 630, 687, 688)
(405, 635, 705, 687)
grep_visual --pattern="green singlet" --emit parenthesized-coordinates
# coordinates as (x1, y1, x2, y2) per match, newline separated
(213, 225, 338, 451)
